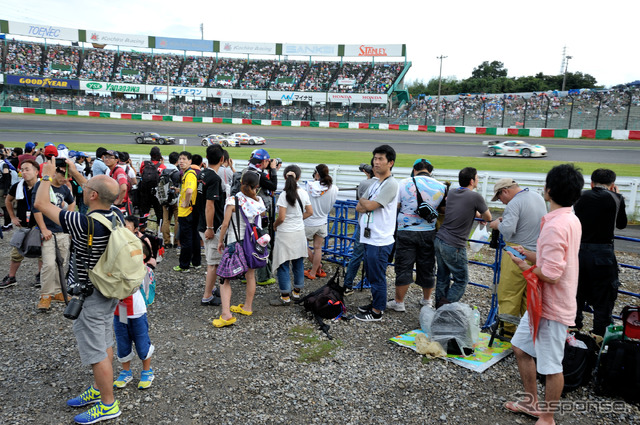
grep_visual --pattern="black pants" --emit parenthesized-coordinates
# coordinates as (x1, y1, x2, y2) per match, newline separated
(178, 214, 201, 269)
(575, 243, 620, 336)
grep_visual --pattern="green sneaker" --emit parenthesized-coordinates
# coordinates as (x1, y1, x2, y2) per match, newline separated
(74, 400, 121, 424)
(67, 385, 101, 408)
(113, 370, 133, 388)
(256, 278, 276, 286)
(172, 265, 191, 273)
(138, 369, 154, 390)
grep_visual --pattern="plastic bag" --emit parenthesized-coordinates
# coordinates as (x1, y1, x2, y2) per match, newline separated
(419, 305, 436, 335)
(469, 223, 490, 252)
(429, 302, 475, 356)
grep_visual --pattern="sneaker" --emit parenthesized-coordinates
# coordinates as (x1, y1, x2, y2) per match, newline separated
(419, 298, 433, 308)
(269, 296, 291, 306)
(37, 295, 52, 311)
(73, 400, 121, 424)
(387, 300, 406, 312)
(193, 265, 202, 270)
(34, 273, 41, 288)
(343, 287, 354, 296)
(52, 292, 69, 303)
(212, 287, 221, 298)
(0, 275, 17, 289)
(291, 289, 302, 300)
(355, 310, 383, 322)
(113, 370, 133, 388)
(201, 296, 221, 306)
(257, 278, 276, 286)
(1, 223, 12, 231)
(357, 303, 373, 313)
(67, 385, 101, 407)
(138, 369, 154, 390)
(172, 265, 190, 273)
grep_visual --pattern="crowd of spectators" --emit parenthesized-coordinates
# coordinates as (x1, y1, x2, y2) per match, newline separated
(239, 61, 276, 90)
(269, 61, 308, 90)
(208, 58, 245, 89)
(42, 45, 81, 78)
(3, 41, 43, 76)
(78, 48, 116, 81)
(330, 62, 370, 93)
(298, 61, 338, 92)
(179, 56, 214, 87)
(146, 53, 182, 86)
(113, 52, 150, 83)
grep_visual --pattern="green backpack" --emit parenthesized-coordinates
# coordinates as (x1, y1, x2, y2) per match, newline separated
(87, 212, 147, 300)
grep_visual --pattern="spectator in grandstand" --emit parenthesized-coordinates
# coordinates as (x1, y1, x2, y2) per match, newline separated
(388, 159, 446, 313)
(574, 169, 627, 336)
(488, 179, 546, 336)
(0, 159, 41, 289)
(160, 152, 181, 248)
(271, 165, 313, 306)
(92, 147, 109, 176)
(354, 145, 399, 323)
(173, 151, 201, 272)
(79, 49, 116, 81)
(42, 44, 80, 78)
(5, 41, 43, 76)
(505, 164, 583, 425)
(435, 167, 492, 308)
(214, 171, 265, 327)
(303, 164, 338, 280)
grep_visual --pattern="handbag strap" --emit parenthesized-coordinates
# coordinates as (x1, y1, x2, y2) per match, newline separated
(229, 196, 240, 242)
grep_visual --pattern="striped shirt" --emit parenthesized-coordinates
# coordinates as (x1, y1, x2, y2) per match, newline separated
(59, 208, 124, 287)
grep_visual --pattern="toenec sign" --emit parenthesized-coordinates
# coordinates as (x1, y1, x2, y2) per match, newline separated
(9, 21, 78, 42)
(87, 30, 148, 48)
(6, 75, 79, 89)
(343, 44, 403, 57)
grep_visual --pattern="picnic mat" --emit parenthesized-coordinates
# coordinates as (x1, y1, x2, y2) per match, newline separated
(390, 329, 512, 373)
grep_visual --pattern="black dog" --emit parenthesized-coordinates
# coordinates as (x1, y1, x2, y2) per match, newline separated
(295, 267, 346, 339)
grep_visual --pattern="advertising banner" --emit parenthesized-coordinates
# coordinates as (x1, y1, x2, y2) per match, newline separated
(219, 41, 276, 55)
(343, 44, 403, 57)
(268, 91, 326, 103)
(81, 81, 143, 93)
(155, 37, 214, 52)
(282, 44, 338, 57)
(0, 74, 4, 84)
(147, 85, 207, 98)
(208, 88, 266, 100)
(9, 21, 78, 42)
(328, 93, 387, 104)
(87, 30, 148, 48)
(6, 75, 79, 89)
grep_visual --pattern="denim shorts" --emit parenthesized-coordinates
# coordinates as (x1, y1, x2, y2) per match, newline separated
(113, 313, 154, 363)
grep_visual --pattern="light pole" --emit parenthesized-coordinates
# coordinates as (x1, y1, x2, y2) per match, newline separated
(435, 55, 447, 125)
(561, 55, 572, 92)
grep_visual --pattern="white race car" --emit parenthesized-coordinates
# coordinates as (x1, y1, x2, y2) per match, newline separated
(227, 132, 266, 145)
(199, 134, 239, 147)
(482, 140, 547, 158)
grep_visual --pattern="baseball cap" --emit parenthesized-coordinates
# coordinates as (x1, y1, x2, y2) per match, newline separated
(251, 149, 270, 161)
(25, 142, 37, 151)
(411, 158, 433, 177)
(492, 178, 517, 201)
(44, 145, 58, 158)
(105, 150, 119, 159)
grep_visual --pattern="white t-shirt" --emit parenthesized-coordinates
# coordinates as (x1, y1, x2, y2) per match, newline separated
(359, 176, 399, 246)
(276, 188, 311, 233)
(304, 181, 339, 227)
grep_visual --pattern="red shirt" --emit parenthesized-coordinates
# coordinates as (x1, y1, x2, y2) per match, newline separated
(109, 165, 130, 204)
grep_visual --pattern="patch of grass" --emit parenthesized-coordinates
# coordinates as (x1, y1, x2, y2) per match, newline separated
(289, 324, 342, 363)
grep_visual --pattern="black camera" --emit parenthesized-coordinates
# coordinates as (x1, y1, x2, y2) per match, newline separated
(63, 280, 94, 320)
(55, 158, 67, 169)
(363, 227, 371, 238)
(359, 163, 373, 175)
(275, 158, 283, 167)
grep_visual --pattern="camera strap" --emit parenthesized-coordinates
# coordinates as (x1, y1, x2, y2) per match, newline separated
(411, 175, 426, 209)
(54, 234, 70, 306)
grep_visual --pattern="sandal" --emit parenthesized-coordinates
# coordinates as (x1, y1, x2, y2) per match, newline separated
(304, 270, 316, 280)
(230, 304, 253, 316)
(504, 401, 540, 419)
(212, 315, 237, 328)
(316, 267, 327, 278)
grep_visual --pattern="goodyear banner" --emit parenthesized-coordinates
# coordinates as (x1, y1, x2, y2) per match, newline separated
(9, 21, 78, 42)
(81, 81, 143, 93)
(155, 37, 213, 52)
(87, 30, 148, 48)
(6, 75, 79, 89)
(283, 44, 338, 57)
(219, 41, 276, 55)
(343, 44, 404, 57)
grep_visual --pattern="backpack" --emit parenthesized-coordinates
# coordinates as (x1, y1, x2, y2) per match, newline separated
(296, 268, 346, 339)
(87, 212, 148, 300)
(140, 266, 156, 306)
(538, 332, 599, 393)
(157, 168, 179, 206)
(140, 160, 160, 189)
(595, 339, 640, 403)
(230, 168, 261, 197)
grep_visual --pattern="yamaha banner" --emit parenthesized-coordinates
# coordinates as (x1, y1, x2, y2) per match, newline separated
(6, 75, 79, 90)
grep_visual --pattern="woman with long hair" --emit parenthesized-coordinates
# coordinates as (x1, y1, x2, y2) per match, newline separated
(214, 171, 265, 327)
(270, 165, 313, 306)
(304, 164, 338, 279)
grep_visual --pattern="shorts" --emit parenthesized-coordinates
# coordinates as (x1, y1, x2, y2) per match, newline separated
(72, 289, 119, 366)
(199, 231, 222, 266)
(10, 247, 24, 263)
(511, 311, 568, 375)
(305, 224, 327, 240)
(394, 230, 436, 288)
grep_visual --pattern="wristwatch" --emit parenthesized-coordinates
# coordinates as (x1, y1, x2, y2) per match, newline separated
(42, 175, 52, 182)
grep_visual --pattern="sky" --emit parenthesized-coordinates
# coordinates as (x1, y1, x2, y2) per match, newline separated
(1, 0, 637, 88)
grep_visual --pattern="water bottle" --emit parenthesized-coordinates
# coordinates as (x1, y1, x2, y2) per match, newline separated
(471, 306, 480, 344)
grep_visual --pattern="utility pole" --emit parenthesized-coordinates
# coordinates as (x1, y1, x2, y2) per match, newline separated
(562, 55, 572, 92)
(435, 55, 447, 125)
(200, 23, 204, 40)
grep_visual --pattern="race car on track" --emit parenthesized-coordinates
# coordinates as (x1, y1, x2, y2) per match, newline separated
(482, 140, 547, 158)
(227, 132, 266, 145)
(132, 131, 176, 145)
(199, 134, 239, 147)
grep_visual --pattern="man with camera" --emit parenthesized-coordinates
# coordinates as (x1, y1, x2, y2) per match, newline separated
(32, 145, 75, 310)
(388, 159, 446, 312)
(35, 157, 124, 423)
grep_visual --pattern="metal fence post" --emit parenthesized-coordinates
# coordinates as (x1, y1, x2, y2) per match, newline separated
(595, 93, 603, 130)
(544, 95, 550, 128)
(625, 91, 632, 130)
(501, 98, 506, 128)
(523, 98, 528, 128)
(568, 94, 574, 129)
(482, 98, 486, 127)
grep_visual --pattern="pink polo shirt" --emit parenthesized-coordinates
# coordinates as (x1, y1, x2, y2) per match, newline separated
(536, 207, 582, 326)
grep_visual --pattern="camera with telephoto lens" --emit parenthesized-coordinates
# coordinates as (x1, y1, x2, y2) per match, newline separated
(275, 158, 282, 167)
(55, 158, 66, 169)
(359, 163, 373, 175)
(63, 279, 94, 320)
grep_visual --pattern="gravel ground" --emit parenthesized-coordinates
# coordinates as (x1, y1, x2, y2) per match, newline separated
(0, 232, 639, 425)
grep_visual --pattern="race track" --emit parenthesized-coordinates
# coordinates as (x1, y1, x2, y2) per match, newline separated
(1, 114, 640, 164)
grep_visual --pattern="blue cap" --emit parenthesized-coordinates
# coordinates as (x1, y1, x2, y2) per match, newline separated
(25, 142, 36, 151)
(251, 148, 270, 161)
(44, 142, 55, 147)
(57, 144, 68, 150)
(413, 158, 432, 168)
